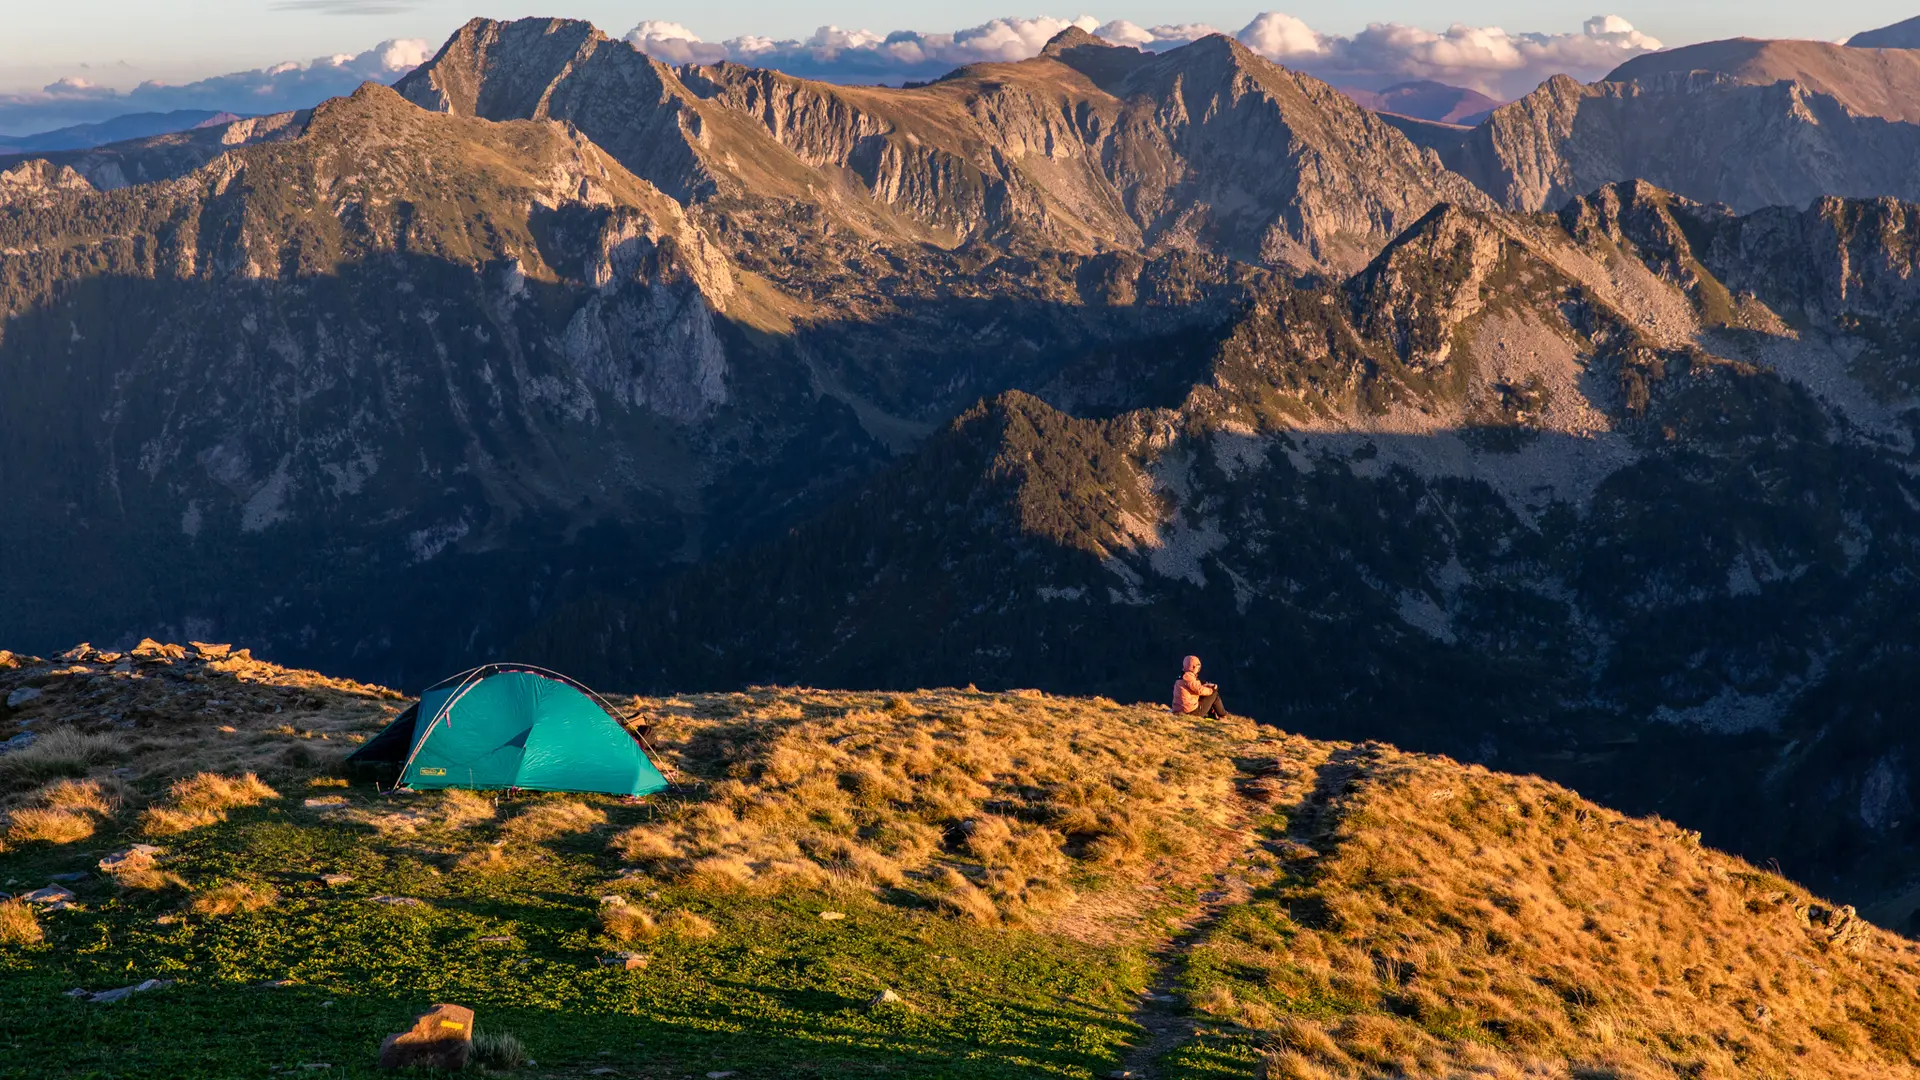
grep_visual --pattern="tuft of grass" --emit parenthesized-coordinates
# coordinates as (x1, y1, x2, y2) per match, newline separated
(660, 910, 717, 939)
(597, 898, 658, 944)
(438, 788, 496, 829)
(499, 799, 603, 843)
(0, 729, 127, 792)
(189, 882, 279, 916)
(4, 778, 123, 845)
(0, 899, 41, 945)
(471, 1028, 529, 1070)
(140, 773, 279, 835)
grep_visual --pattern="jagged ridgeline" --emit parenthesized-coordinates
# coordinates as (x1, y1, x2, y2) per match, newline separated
(6, 649, 1920, 1078)
(7, 15, 1920, 933)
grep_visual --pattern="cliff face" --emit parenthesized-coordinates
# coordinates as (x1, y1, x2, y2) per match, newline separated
(1449, 53, 1920, 214)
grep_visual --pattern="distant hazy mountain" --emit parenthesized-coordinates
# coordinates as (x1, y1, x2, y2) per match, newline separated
(1847, 15, 1920, 48)
(1446, 37, 1920, 212)
(1340, 80, 1501, 125)
(0, 109, 239, 153)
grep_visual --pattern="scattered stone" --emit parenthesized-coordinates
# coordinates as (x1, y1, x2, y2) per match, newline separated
(377, 1003, 474, 1071)
(0, 650, 16, 669)
(63, 988, 89, 998)
(86, 979, 172, 1004)
(58, 644, 96, 662)
(320, 874, 354, 887)
(367, 895, 424, 906)
(477, 935, 512, 944)
(260, 980, 297, 988)
(19, 885, 75, 905)
(189, 642, 233, 660)
(0, 732, 37, 753)
(868, 988, 906, 1009)
(47, 872, 87, 883)
(303, 797, 349, 809)
(601, 952, 649, 970)
(100, 846, 164, 874)
(5, 687, 42, 709)
(42, 900, 81, 913)
(706, 1072, 738, 1079)
(818, 911, 845, 921)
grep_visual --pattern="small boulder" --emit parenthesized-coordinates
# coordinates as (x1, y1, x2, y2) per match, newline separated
(818, 911, 845, 921)
(6, 687, 42, 709)
(869, 988, 907, 1009)
(188, 642, 233, 660)
(601, 952, 649, 970)
(320, 874, 354, 887)
(377, 1003, 474, 1070)
(100, 846, 164, 874)
(367, 895, 424, 907)
(87, 979, 172, 1003)
(20, 885, 75, 905)
(0, 732, 37, 754)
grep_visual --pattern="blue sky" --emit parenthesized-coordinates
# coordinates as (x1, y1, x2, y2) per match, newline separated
(1, 2, 1913, 132)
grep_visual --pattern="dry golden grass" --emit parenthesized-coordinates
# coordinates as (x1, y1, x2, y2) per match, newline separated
(140, 773, 279, 836)
(189, 882, 279, 916)
(500, 799, 604, 843)
(0, 899, 41, 946)
(1199, 746, 1920, 1080)
(4, 778, 122, 845)
(597, 898, 659, 944)
(596, 897, 716, 944)
(438, 789, 496, 828)
(0, 729, 127, 793)
(614, 687, 1259, 924)
(660, 910, 717, 939)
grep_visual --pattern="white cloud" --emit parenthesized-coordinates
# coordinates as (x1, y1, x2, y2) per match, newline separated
(624, 15, 1103, 82)
(0, 39, 430, 137)
(622, 12, 1661, 98)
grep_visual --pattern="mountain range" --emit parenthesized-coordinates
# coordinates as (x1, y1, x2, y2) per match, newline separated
(7, 15, 1920, 923)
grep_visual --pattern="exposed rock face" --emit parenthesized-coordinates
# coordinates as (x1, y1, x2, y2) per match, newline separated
(0, 160, 92, 205)
(0, 111, 307, 192)
(1449, 72, 1920, 214)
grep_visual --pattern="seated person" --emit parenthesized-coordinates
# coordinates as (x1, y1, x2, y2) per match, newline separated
(1171, 655, 1229, 718)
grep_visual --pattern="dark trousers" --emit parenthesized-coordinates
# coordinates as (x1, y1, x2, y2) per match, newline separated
(1192, 692, 1228, 719)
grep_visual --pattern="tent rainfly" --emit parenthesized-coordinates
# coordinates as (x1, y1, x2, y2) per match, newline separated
(346, 665, 668, 796)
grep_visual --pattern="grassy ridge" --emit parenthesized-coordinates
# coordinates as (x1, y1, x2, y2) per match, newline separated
(5, 647, 1920, 1078)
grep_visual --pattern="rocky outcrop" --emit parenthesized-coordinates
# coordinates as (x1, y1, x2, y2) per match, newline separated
(0, 159, 91, 205)
(1449, 55, 1920, 214)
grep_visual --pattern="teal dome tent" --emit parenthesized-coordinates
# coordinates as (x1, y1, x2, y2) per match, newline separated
(347, 665, 669, 796)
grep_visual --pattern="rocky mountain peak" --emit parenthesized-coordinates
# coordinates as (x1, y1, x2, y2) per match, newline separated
(1040, 25, 1109, 56)
(0, 158, 93, 206)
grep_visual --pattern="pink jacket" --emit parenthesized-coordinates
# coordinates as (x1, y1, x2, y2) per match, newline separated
(1171, 671, 1207, 714)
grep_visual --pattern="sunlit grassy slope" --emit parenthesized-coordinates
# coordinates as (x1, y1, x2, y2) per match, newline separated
(2, 644, 1919, 1079)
